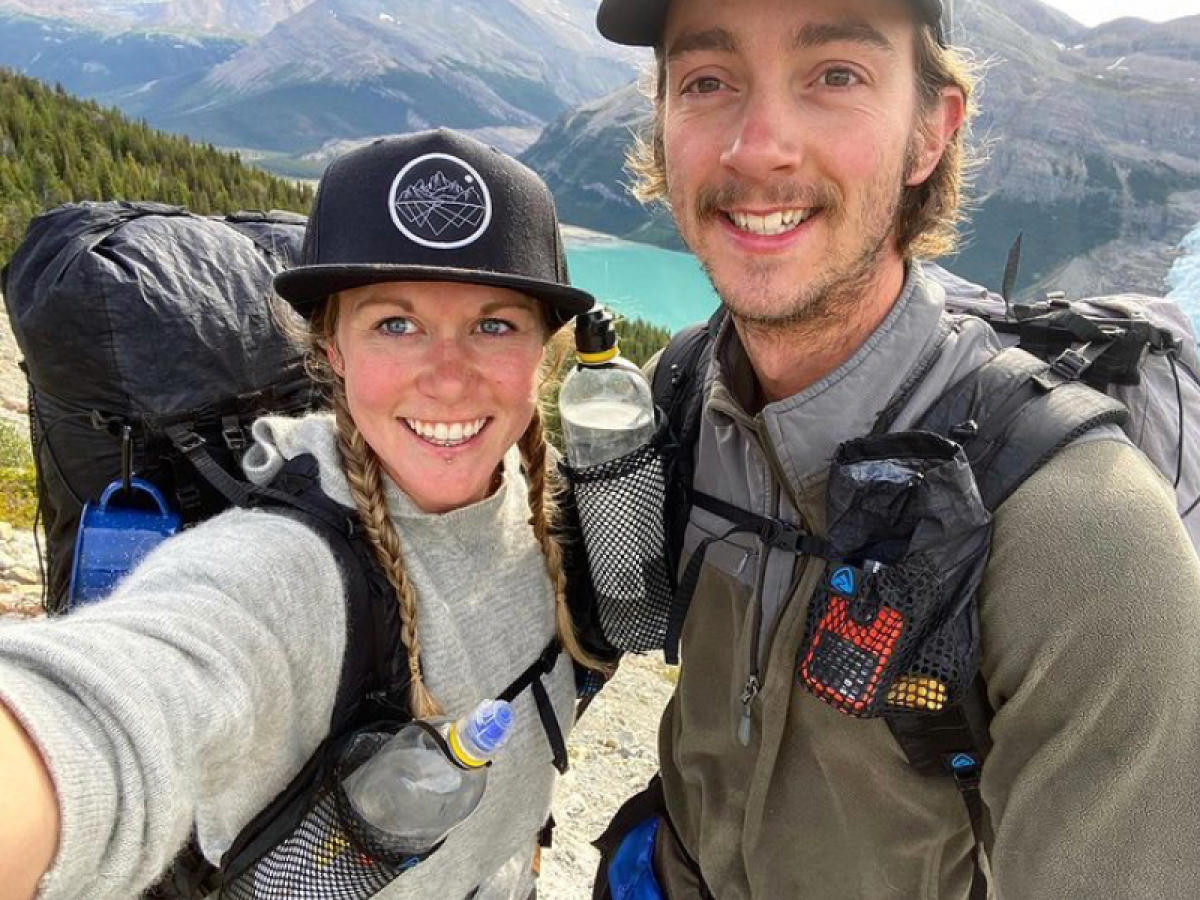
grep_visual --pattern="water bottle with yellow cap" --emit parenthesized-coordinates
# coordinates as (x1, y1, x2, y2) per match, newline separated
(559, 307, 656, 469)
(340, 699, 514, 855)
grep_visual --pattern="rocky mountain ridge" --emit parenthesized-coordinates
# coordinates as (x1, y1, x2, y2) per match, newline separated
(0, 10, 243, 98)
(0, 0, 314, 36)
(0, 0, 642, 156)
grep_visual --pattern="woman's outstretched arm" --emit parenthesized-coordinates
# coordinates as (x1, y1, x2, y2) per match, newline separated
(0, 700, 58, 900)
(0, 508, 347, 900)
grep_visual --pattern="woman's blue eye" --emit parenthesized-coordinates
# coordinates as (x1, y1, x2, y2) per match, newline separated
(379, 317, 416, 336)
(478, 318, 514, 335)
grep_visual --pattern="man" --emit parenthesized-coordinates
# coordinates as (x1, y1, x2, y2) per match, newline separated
(592, 0, 1200, 898)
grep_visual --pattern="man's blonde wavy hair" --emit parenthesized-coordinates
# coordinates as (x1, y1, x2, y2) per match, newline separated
(627, 22, 980, 260)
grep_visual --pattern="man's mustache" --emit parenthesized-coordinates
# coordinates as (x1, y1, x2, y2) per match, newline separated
(695, 181, 844, 220)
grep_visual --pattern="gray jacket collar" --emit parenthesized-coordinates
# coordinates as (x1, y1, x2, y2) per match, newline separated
(704, 264, 1000, 502)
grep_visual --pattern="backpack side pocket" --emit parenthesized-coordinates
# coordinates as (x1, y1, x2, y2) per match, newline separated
(797, 432, 991, 718)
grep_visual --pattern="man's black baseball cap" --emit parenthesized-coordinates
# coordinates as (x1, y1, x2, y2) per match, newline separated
(596, 0, 946, 47)
(275, 129, 595, 324)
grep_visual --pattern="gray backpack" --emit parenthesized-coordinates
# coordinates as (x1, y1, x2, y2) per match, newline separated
(926, 261, 1200, 549)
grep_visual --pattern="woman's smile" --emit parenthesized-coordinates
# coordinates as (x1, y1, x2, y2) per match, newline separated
(402, 416, 491, 448)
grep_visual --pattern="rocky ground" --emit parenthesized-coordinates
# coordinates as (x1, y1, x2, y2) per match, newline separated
(0, 521, 42, 620)
(1, 299, 41, 620)
(0, 298, 673, 895)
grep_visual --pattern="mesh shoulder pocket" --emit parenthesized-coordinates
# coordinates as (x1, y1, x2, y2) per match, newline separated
(219, 725, 428, 900)
(562, 434, 674, 653)
(796, 432, 992, 719)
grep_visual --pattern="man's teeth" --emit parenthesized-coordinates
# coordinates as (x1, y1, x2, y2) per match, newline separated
(729, 208, 815, 236)
(404, 417, 487, 446)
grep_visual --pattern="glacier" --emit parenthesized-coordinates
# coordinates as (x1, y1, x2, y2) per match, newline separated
(1167, 221, 1200, 335)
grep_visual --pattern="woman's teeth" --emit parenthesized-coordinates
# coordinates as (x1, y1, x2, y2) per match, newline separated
(404, 417, 488, 447)
(728, 208, 816, 236)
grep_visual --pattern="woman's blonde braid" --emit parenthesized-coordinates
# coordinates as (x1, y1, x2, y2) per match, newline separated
(519, 406, 613, 674)
(332, 387, 442, 717)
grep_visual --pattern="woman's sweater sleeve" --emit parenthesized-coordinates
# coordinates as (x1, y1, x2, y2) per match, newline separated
(0, 508, 348, 900)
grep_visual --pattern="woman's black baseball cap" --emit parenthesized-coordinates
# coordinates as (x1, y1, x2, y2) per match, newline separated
(274, 129, 595, 324)
(596, 0, 945, 47)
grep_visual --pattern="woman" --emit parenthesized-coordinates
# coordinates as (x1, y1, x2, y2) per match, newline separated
(0, 129, 611, 900)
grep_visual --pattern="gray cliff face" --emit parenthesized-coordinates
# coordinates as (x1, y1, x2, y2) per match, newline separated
(0, 10, 244, 97)
(0, 0, 315, 36)
(0, 0, 643, 155)
(520, 2, 1200, 296)
(520, 82, 655, 238)
(103, 0, 641, 154)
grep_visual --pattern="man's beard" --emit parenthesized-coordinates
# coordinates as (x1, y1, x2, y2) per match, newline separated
(678, 139, 919, 336)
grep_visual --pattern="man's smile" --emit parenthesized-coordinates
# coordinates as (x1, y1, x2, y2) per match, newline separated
(725, 207, 820, 237)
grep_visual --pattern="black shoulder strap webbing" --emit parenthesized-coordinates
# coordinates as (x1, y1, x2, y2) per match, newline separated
(914, 346, 1129, 509)
(884, 346, 1128, 899)
(500, 638, 570, 774)
(651, 307, 726, 575)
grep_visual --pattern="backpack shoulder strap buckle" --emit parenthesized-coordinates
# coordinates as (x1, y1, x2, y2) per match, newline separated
(1050, 346, 1092, 381)
(1035, 339, 1115, 391)
(164, 424, 205, 455)
(221, 415, 247, 452)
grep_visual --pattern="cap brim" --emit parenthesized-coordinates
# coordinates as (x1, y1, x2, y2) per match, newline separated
(596, 0, 944, 47)
(597, 0, 668, 46)
(274, 264, 596, 322)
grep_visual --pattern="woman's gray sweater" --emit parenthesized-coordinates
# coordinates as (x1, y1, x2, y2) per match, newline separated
(0, 412, 576, 899)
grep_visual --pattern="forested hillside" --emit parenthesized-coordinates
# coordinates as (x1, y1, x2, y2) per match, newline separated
(0, 68, 312, 263)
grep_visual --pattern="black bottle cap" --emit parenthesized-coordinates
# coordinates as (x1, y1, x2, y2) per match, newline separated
(574, 307, 618, 355)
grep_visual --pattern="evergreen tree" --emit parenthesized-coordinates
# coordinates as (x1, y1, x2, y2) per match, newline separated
(0, 68, 314, 263)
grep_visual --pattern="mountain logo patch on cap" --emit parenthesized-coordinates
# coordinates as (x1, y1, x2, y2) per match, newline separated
(388, 152, 493, 249)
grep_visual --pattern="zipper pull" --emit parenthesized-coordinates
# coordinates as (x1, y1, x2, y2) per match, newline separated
(738, 674, 761, 746)
(734, 547, 756, 577)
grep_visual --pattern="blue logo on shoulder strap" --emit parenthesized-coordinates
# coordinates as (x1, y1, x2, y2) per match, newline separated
(829, 566, 857, 596)
(950, 753, 979, 773)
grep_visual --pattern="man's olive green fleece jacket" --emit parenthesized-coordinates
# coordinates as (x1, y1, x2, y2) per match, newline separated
(650, 266, 1200, 899)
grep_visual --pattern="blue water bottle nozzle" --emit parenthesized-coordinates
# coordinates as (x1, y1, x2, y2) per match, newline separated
(451, 699, 514, 767)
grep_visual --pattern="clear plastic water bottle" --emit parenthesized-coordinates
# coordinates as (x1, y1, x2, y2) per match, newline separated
(558, 308, 673, 654)
(559, 308, 656, 469)
(341, 698, 514, 855)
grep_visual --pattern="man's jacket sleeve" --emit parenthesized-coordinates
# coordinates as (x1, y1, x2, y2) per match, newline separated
(979, 437, 1200, 898)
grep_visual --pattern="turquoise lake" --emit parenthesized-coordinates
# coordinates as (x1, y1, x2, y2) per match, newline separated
(564, 233, 719, 333)
(567, 221, 1200, 337)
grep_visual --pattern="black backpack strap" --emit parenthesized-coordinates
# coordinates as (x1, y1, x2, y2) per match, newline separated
(884, 347, 1128, 896)
(885, 675, 994, 900)
(207, 457, 407, 890)
(499, 639, 571, 774)
(147, 459, 403, 898)
(161, 424, 360, 532)
(647, 309, 727, 662)
(914, 347, 1128, 509)
(651, 307, 726, 578)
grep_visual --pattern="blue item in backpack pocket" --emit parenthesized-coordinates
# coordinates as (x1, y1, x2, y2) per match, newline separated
(69, 478, 182, 608)
(607, 816, 663, 900)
